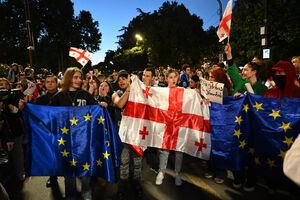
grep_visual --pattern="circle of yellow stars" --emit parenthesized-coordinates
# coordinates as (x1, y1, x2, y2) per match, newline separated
(241, 100, 295, 169)
(56, 113, 111, 172)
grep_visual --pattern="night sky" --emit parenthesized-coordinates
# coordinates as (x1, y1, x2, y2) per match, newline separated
(72, 0, 230, 64)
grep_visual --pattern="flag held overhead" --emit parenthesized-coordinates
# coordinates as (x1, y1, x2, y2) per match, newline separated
(69, 47, 93, 67)
(217, 0, 232, 42)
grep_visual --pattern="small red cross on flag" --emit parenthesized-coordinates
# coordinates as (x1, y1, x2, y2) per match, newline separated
(69, 47, 93, 67)
(217, 0, 232, 42)
(119, 76, 211, 160)
(142, 87, 152, 99)
(139, 126, 149, 140)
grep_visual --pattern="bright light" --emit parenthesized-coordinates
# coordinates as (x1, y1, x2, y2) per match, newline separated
(135, 34, 143, 41)
(109, 61, 113, 65)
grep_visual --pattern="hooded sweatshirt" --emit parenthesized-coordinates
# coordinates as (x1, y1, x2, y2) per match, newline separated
(263, 61, 300, 98)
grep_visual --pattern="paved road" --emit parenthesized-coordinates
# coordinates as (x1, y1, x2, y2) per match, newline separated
(3, 153, 300, 200)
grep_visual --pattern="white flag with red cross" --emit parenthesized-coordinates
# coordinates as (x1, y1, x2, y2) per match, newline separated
(217, 0, 232, 42)
(69, 47, 93, 67)
(119, 76, 211, 160)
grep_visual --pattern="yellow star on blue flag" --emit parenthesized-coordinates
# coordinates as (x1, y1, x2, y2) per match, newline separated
(283, 136, 294, 147)
(269, 110, 281, 120)
(69, 159, 77, 166)
(97, 159, 103, 166)
(279, 122, 292, 133)
(70, 117, 78, 126)
(61, 126, 69, 134)
(242, 104, 250, 112)
(60, 149, 69, 157)
(233, 129, 242, 138)
(82, 162, 90, 171)
(235, 116, 243, 125)
(84, 113, 92, 121)
(97, 116, 105, 125)
(253, 102, 263, 111)
(58, 137, 66, 146)
(23, 103, 122, 180)
(103, 151, 110, 160)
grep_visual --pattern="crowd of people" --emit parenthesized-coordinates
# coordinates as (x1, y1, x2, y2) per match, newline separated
(0, 44, 300, 199)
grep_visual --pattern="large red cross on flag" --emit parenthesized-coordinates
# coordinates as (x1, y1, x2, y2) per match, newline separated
(119, 76, 211, 160)
(217, 0, 232, 42)
(69, 47, 93, 67)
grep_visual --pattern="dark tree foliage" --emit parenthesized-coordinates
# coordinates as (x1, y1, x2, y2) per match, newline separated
(0, 0, 102, 73)
(230, 0, 300, 65)
(113, 1, 219, 71)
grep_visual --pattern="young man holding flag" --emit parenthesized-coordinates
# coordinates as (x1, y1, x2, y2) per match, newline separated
(112, 70, 144, 200)
(49, 67, 98, 200)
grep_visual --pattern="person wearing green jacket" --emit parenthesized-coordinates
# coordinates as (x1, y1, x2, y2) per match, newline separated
(225, 43, 267, 96)
(224, 43, 268, 192)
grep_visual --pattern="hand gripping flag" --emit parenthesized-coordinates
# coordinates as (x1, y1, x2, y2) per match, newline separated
(119, 76, 211, 160)
(69, 47, 93, 67)
(23, 103, 122, 181)
(217, 0, 232, 42)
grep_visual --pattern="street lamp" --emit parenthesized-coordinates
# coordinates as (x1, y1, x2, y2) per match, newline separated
(135, 34, 143, 41)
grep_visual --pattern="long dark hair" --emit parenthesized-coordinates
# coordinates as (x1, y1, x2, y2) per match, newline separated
(60, 67, 82, 92)
(246, 62, 269, 82)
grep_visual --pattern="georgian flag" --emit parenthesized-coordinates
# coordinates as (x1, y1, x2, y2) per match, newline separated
(119, 76, 211, 160)
(69, 47, 93, 67)
(217, 0, 232, 42)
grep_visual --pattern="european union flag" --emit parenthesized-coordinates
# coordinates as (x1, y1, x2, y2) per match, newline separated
(23, 103, 122, 182)
(247, 94, 300, 178)
(210, 93, 300, 178)
(210, 95, 250, 171)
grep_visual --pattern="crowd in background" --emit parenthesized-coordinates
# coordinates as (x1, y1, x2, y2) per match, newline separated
(0, 44, 300, 199)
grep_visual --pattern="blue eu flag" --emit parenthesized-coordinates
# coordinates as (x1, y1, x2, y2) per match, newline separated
(210, 93, 300, 177)
(23, 103, 122, 182)
(210, 95, 250, 171)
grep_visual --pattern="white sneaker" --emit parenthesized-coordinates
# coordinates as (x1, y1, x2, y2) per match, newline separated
(155, 171, 164, 185)
(175, 173, 182, 186)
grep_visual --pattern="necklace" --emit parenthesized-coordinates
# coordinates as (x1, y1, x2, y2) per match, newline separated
(67, 90, 79, 106)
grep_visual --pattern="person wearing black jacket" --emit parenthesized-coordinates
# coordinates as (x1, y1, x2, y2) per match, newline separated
(0, 78, 25, 183)
(35, 75, 58, 105)
(49, 67, 97, 200)
(34, 75, 58, 188)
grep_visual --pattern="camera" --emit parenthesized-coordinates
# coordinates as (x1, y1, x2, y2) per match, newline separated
(0, 89, 22, 121)
(0, 88, 22, 103)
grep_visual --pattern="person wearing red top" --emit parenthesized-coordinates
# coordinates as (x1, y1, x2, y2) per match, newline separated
(263, 61, 300, 98)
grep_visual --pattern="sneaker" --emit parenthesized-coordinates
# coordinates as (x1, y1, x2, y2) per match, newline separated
(214, 177, 224, 184)
(19, 173, 26, 182)
(155, 171, 164, 185)
(46, 177, 58, 188)
(243, 185, 255, 192)
(243, 181, 255, 192)
(204, 172, 214, 179)
(175, 173, 182, 186)
(232, 180, 242, 189)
